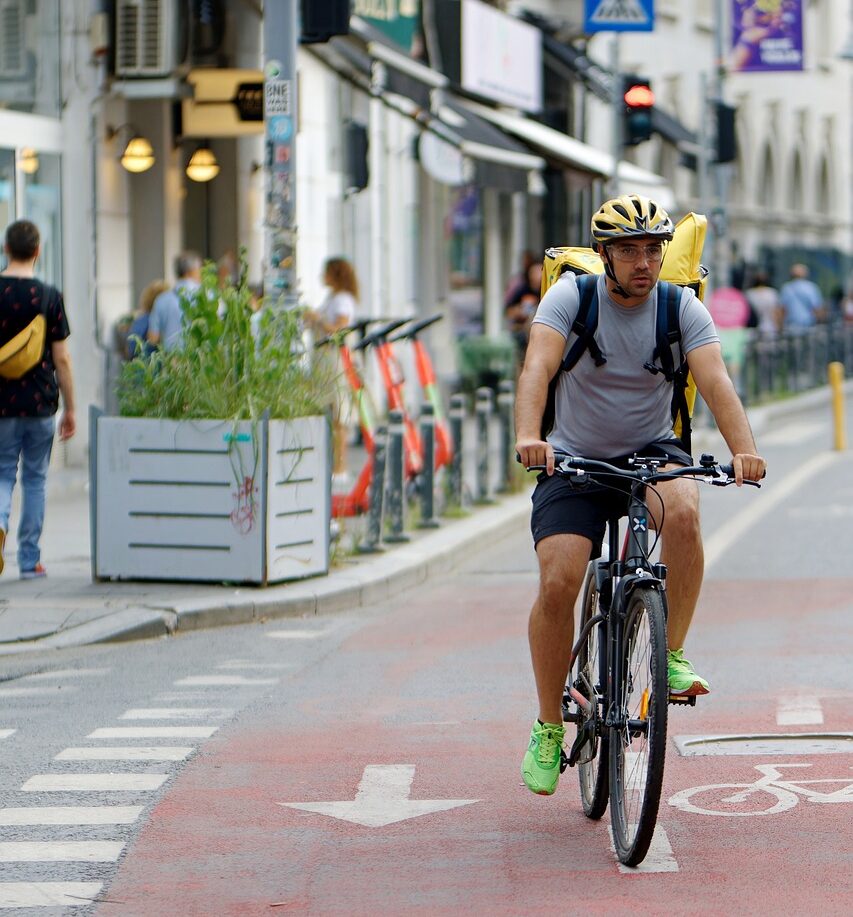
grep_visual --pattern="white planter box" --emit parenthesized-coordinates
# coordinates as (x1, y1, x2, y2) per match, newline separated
(90, 413, 330, 584)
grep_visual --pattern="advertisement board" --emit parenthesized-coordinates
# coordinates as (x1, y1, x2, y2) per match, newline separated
(730, 0, 804, 72)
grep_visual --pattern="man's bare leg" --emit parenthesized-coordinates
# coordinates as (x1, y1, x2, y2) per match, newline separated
(656, 475, 703, 650)
(528, 533, 592, 724)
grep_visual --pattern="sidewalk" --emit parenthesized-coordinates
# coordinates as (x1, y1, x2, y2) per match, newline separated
(0, 383, 848, 657)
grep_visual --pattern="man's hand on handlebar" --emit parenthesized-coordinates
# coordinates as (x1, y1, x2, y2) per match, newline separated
(516, 437, 555, 476)
(731, 453, 767, 487)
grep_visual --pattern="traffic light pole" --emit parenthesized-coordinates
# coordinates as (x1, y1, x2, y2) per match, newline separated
(263, 0, 299, 307)
(608, 33, 622, 198)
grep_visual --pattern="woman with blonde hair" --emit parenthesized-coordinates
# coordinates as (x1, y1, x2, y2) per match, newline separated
(306, 257, 361, 481)
(126, 279, 170, 359)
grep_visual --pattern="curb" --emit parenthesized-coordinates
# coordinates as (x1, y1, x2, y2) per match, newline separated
(2, 491, 533, 655)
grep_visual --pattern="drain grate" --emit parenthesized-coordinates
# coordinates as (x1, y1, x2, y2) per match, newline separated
(673, 733, 853, 757)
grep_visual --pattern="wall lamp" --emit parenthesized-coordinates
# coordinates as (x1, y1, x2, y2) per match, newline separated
(19, 148, 39, 175)
(186, 144, 220, 182)
(106, 123, 155, 174)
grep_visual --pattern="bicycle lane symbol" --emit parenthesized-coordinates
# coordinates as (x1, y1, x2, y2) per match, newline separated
(668, 763, 853, 816)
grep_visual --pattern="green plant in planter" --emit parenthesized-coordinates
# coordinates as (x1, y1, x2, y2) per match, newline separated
(118, 259, 335, 422)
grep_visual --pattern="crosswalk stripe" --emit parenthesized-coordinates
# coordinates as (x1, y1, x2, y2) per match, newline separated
(217, 660, 293, 670)
(56, 746, 194, 761)
(87, 726, 218, 739)
(0, 882, 103, 907)
(21, 774, 168, 792)
(0, 686, 78, 697)
(119, 708, 232, 720)
(20, 668, 111, 681)
(0, 729, 16, 740)
(265, 629, 329, 640)
(777, 695, 824, 725)
(0, 841, 124, 862)
(0, 806, 143, 825)
(174, 675, 279, 686)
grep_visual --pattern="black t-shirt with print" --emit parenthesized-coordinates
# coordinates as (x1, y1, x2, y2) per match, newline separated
(0, 276, 71, 417)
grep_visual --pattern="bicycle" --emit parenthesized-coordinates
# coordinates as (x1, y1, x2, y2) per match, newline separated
(669, 762, 853, 817)
(524, 450, 760, 866)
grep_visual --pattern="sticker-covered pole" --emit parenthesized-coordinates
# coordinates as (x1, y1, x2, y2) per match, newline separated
(263, 0, 298, 307)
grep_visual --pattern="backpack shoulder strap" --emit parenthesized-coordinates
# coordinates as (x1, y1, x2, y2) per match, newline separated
(560, 273, 606, 373)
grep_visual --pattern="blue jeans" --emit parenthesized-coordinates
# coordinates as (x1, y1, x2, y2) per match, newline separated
(0, 416, 56, 571)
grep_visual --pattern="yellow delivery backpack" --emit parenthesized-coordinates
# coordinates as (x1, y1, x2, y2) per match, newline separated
(539, 212, 709, 453)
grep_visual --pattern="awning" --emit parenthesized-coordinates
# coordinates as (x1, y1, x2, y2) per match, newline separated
(524, 12, 698, 151)
(309, 24, 545, 194)
(459, 98, 676, 210)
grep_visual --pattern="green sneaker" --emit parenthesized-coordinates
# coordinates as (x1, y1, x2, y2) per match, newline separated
(521, 720, 565, 796)
(667, 648, 710, 696)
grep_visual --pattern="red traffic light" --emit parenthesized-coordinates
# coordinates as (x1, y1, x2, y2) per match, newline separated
(624, 84, 655, 108)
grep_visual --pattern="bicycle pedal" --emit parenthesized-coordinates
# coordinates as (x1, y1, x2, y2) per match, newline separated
(668, 693, 696, 706)
(559, 748, 571, 773)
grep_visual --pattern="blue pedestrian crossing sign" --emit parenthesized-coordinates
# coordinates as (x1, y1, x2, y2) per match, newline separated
(584, 0, 655, 32)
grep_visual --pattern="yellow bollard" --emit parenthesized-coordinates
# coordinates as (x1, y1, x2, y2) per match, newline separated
(828, 361, 847, 451)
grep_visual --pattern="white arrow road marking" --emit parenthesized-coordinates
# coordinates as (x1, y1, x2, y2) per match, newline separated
(280, 765, 479, 828)
(609, 825, 679, 873)
(777, 695, 824, 725)
(0, 882, 103, 908)
(0, 729, 15, 740)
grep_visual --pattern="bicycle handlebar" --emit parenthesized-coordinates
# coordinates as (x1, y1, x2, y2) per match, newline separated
(354, 317, 415, 351)
(519, 451, 762, 487)
(387, 313, 443, 343)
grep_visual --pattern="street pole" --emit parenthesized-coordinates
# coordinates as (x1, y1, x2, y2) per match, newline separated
(711, 0, 731, 290)
(263, 0, 299, 307)
(609, 33, 622, 198)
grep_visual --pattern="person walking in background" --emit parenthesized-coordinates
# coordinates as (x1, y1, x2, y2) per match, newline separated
(504, 250, 537, 307)
(505, 260, 543, 367)
(0, 219, 76, 579)
(304, 257, 360, 482)
(126, 279, 169, 359)
(780, 263, 824, 332)
(745, 271, 783, 338)
(147, 251, 202, 352)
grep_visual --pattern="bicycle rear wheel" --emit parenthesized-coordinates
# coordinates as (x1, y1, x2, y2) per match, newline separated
(609, 585, 668, 866)
(575, 568, 609, 819)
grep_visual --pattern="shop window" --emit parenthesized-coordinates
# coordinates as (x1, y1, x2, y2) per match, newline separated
(446, 185, 483, 334)
(22, 151, 62, 288)
(0, 150, 15, 235)
(0, 0, 62, 118)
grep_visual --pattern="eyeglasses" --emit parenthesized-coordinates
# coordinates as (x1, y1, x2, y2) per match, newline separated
(609, 243, 665, 263)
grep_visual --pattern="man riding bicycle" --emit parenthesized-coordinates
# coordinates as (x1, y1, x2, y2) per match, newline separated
(515, 194, 766, 796)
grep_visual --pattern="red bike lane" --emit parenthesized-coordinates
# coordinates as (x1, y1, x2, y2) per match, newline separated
(98, 569, 853, 916)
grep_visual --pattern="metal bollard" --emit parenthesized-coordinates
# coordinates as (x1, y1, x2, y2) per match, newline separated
(475, 386, 495, 504)
(358, 424, 387, 554)
(448, 393, 466, 508)
(418, 403, 440, 528)
(496, 379, 515, 493)
(384, 409, 410, 543)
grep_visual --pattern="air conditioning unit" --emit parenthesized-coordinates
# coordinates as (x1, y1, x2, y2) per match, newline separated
(0, 0, 27, 79)
(115, 0, 178, 77)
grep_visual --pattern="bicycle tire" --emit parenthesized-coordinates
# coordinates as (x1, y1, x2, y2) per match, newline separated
(575, 567, 609, 819)
(609, 585, 669, 866)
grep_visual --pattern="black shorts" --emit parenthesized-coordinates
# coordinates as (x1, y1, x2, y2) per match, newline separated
(530, 438, 692, 548)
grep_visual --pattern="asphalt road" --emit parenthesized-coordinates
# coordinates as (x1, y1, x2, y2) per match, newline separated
(1, 404, 852, 915)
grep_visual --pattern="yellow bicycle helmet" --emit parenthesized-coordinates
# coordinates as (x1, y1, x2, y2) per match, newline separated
(591, 194, 674, 245)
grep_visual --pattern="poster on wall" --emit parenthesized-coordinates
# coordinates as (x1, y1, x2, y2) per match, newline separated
(730, 0, 804, 72)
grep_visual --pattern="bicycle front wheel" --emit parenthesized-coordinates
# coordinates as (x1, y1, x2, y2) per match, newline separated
(575, 568, 609, 819)
(609, 585, 669, 866)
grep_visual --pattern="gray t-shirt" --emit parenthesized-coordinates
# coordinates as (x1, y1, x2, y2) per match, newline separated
(532, 273, 719, 457)
(149, 279, 200, 352)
